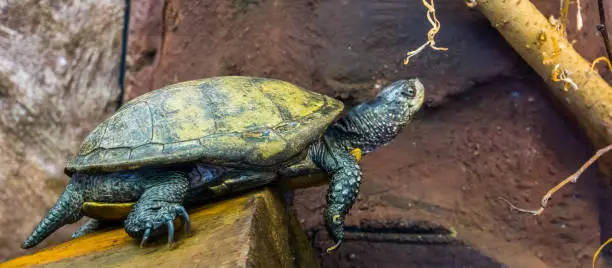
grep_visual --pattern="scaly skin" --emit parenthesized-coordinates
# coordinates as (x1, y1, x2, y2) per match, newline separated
(21, 167, 278, 249)
(308, 78, 425, 251)
(21, 78, 424, 251)
(72, 218, 110, 238)
(21, 170, 188, 249)
(123, 172, 190, 247)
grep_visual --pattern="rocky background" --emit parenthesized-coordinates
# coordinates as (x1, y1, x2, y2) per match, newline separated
(3, 0, 612, 267)
(0, 0, 124, 260)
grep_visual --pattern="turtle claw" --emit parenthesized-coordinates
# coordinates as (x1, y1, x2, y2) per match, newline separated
(140, 224, 152, 248)
(176, 206, 191, 236)
(166, 219, 175, 246)
(326, 240, 342, 253)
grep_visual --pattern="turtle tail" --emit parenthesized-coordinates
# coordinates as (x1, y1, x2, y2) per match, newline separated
(22, 182, 84, 249)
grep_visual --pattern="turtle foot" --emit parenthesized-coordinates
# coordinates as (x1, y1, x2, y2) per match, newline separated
(125, 204, 191, 248)
(72, 218, 102, 239)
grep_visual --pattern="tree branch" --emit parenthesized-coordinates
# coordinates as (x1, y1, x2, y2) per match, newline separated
(468, 0, 612, 178)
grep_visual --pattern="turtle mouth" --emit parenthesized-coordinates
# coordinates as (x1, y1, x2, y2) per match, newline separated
(409, 78, 425, 110)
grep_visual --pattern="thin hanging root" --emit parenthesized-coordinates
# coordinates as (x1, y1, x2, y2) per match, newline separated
(593, 237, 612, 268)
(500, 143, 612, 216)
(558, 0, 570, 37)
(404, 0, 448, 65)
(576, 0, 583, 31)
(591, 56, 612, 73)
(556, 0, 584, 34)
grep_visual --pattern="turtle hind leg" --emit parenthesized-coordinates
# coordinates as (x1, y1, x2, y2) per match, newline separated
(22, 182, 85, 249)
(72, 218, 120, 239)
(124, 171, 190, 247)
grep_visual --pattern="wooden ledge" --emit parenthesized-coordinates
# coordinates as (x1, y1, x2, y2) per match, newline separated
(1, 188, 319, 268)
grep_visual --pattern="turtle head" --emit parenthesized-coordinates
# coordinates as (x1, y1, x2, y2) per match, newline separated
(375, 78, 425, 120)
(337, 78, 425, 153)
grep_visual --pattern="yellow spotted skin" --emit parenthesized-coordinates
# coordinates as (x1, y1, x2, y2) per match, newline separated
(350, 148, 362, 162)
(65, 76, 344, 175)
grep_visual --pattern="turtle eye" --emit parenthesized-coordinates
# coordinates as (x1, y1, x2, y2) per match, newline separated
(403, 88, 415, 98)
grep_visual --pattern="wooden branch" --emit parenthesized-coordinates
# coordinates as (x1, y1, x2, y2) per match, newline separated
(0, 188, 319, 268)
(469, 0, 612, 177)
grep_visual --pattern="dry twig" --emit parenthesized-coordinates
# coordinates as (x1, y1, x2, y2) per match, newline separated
(500, 144, 612, 216)
(501, 144, 612, 268)
(558, 0, 583, 34)
(591, 56, 612, 73)
(558, 0, 571, 36)
(469, 0, 612, 265)
(593, 237, 612, 268)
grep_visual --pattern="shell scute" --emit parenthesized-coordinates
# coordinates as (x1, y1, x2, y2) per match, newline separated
(99, 101, 153, 149)
(129, 144, 164, 160)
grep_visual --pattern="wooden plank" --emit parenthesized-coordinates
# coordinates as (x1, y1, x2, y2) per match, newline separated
(0, 188, 319, 268)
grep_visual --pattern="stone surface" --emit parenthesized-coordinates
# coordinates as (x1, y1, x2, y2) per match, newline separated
(0, 0, 124, 261)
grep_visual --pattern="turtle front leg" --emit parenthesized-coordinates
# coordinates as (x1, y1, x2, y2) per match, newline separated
(124, 171, 191, 247)
(309, 139, 362, 253)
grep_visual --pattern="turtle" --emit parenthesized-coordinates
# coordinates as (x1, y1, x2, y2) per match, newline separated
(21, 76, 425, 252)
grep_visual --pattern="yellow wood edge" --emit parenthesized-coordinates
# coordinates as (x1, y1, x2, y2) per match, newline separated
(1, 190, 268, 268)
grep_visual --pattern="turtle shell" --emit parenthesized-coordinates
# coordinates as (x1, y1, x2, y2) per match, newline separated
(65, 76, 344, 175)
